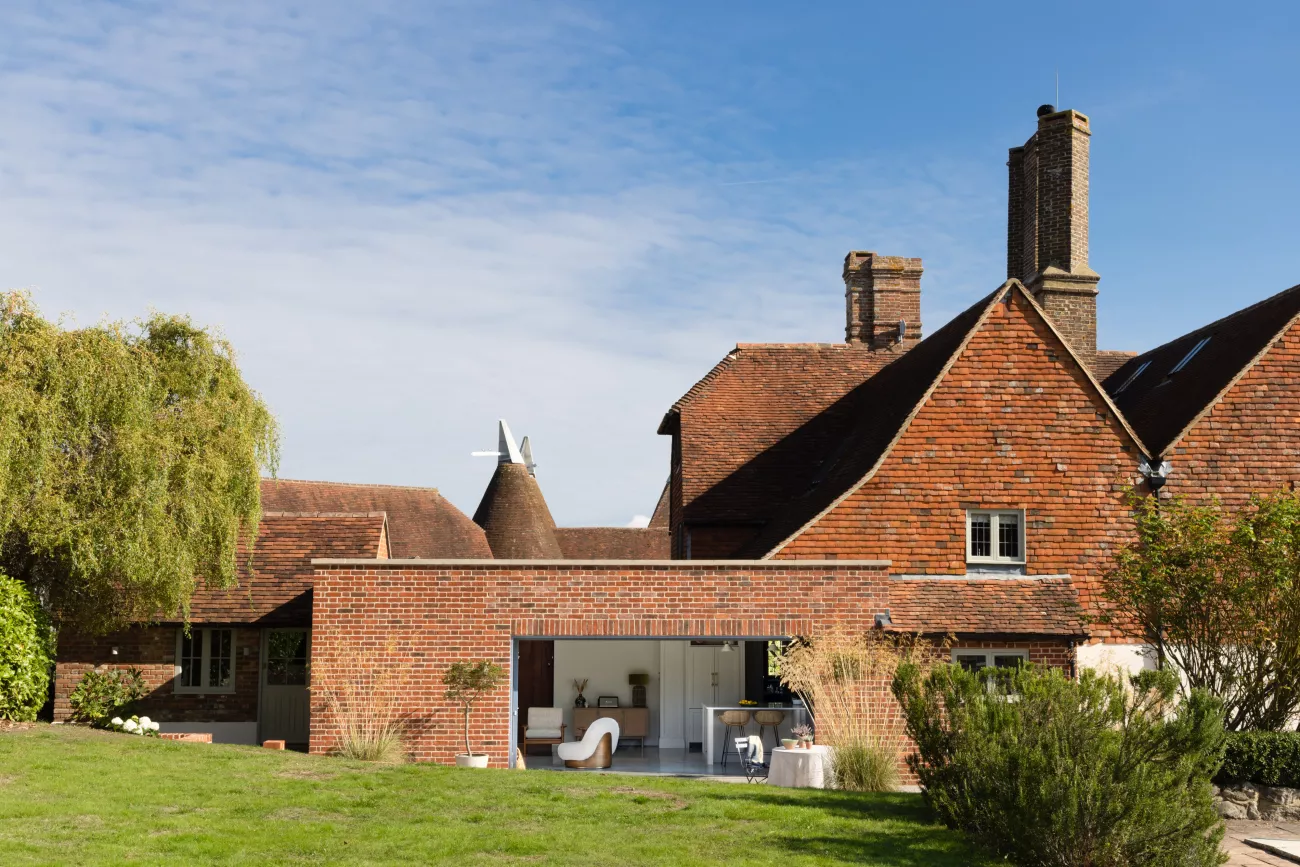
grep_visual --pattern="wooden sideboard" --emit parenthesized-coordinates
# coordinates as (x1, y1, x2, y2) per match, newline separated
(573, 707, 649, 753)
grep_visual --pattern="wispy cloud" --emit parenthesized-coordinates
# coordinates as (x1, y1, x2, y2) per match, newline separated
(0, 0, 1003, 523)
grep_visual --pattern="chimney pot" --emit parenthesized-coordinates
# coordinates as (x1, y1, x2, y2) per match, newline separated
(1036, 104, 1056, 118)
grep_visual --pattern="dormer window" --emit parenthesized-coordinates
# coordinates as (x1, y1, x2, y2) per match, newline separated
(967, 510, 1025, 564)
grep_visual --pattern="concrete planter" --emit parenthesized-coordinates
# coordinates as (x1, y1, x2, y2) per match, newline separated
(455, 753, 490, 769)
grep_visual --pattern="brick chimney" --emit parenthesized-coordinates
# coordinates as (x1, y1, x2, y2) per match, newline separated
(1007, 106, 1100, 368)
(844, 252, 923, 350)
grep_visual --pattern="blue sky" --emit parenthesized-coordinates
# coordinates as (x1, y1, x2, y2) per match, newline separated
(2, 1, 1297, 526)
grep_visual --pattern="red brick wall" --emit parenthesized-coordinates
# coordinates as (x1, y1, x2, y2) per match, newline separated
(55, 626, 260, 723)
(308, 560, 1076, 767)
(1165, 320, 1300, 507)
(773, 291, 1139, 636)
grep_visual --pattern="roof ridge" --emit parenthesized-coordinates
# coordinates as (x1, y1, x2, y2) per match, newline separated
(733, 342, 858, 349)
(262, 477, 441, 495)
(262, 511, 388, 519)
(1131, 283, 1300, 363)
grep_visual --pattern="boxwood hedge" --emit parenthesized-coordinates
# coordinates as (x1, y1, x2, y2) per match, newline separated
(1217, 731, 1300, 789)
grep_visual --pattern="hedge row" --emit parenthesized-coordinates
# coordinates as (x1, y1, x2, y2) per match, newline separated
(1216, 731, 1300, 789)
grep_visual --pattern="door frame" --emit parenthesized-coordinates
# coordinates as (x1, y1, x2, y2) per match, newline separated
(258, 627, 312, 745)
(507, 633, 788, 768)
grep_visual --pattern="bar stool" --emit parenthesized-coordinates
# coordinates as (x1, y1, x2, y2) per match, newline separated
(719, 710, 752, 768)
(753, 709, 786, 750)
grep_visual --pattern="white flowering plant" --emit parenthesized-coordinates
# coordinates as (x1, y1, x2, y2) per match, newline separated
(107, 714, 160, 737)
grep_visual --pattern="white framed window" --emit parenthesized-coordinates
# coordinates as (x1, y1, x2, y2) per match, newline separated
(966, 510, 1025, 564)
(174, 628, 236, 694)
(953, 649, 1029, 673)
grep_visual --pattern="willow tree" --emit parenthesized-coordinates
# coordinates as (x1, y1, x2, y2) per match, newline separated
(0, 292, 279, 633)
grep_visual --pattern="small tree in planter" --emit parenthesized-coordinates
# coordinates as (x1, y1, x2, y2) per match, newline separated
(443, 660, 505, 768)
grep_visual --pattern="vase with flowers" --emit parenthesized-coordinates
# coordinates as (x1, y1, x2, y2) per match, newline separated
(573, 678, 589, 708)
(791, 723, 813, 748)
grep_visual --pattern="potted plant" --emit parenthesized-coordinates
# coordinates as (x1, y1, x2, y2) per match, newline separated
(443, 659, 505, 768)
(791, 723, 813, 748)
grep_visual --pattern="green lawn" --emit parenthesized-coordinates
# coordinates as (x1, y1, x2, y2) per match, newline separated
(0, 725, 992, 866)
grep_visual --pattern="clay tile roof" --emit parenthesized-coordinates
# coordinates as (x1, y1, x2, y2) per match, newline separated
(260, 478, 492, 559)
(554, 527, 670, 559)
(739, 287, 1003, 558)
(886, 576, 1086, 636)
(1104, 283, 1300, 457)
(473, 463, 563, 559)
(661, 343, 901, 527)
(183, 513, 387, 626)
(1093, 350, 1137, 381)
(648, 479, 670, 530)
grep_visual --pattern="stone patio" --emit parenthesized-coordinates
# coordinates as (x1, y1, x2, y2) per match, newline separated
(1225, 821, 1300, 866)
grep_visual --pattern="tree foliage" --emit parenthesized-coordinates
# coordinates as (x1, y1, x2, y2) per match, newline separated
(893, 662, 1227, 867)
(1102, 490, 1300, 731)
(0, 292, 278, 633)
(443, 660, 504, 756)
(0, 574, 55, 720)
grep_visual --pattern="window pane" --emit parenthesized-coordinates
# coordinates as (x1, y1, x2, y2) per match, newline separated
(956, 654, 987, 673)
(180, 632, 202, 687)
(993, 655, 1025, 669)
(969, 514, 991, 558)
(267, 631, 308, 686)
(998, 514, 1021, 559)
(208, 630, 233, 689)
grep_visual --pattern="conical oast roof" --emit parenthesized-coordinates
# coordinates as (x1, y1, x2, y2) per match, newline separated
(473, 462, 563, 559)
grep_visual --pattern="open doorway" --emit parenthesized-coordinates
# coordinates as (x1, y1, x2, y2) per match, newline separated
(511, 636, 806, 776)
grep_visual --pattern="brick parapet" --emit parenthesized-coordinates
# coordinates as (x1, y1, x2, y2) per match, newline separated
(309, 560, 901, 765)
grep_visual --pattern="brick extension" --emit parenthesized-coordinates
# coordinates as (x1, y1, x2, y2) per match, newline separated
(307, 559, 1082, 766)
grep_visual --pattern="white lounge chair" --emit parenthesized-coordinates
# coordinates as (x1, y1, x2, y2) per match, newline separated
(556, 717, 620, 769)
(521, 707, 566, 751)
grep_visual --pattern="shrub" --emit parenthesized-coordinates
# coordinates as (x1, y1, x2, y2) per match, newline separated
(1217, 731, 1300, 788)
(827, 736, 897, 792)
(778, 629, 939, 792)
(893, 663, 1227, 867)
(0, 575, 55, 721)
(313, 640, 417, 763)
(67, 668, 147, 726)
(107, 714, 160, 736)
(443, 660, 505, 758)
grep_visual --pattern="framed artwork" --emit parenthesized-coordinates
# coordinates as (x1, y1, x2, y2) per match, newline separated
(597, 695, 619, 708)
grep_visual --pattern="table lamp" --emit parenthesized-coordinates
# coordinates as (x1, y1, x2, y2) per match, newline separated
(628, 672, 649, 708)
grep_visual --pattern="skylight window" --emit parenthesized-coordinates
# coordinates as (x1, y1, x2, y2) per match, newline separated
(1114, 360, 1152, 394)
(1170, 337, 1211, 375)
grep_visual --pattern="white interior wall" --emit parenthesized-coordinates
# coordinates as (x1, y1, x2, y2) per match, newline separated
(659, 641, 687, 749)
(553, 640, 662, 746)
